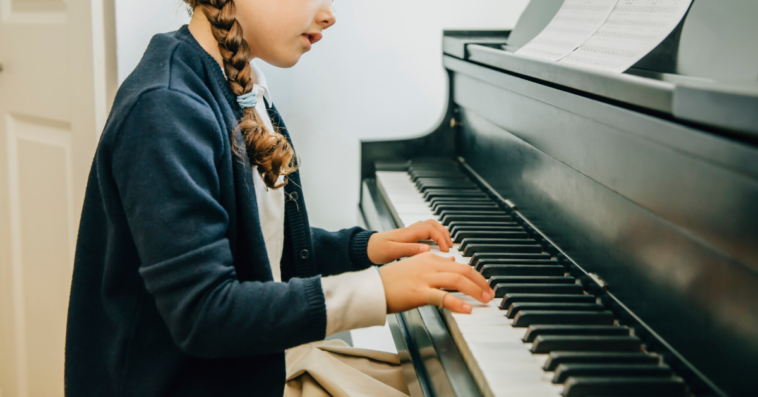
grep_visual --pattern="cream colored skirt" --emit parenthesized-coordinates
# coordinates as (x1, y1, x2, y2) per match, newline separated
(284, 340, 411, 397)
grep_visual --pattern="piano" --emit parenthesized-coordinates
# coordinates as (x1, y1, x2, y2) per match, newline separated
(357, 1, 758, 396)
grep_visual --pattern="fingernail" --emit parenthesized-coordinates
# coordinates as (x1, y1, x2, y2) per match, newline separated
(482, 291, 490, 302)
(490, 289, 495, 298)
(420, 245, 429, 252)
(462, 303, 472, 313)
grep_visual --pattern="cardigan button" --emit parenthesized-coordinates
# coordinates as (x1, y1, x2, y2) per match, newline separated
(299, 249, 310, 260)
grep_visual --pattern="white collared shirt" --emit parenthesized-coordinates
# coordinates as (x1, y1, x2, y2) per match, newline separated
(248, 61, 386, 337)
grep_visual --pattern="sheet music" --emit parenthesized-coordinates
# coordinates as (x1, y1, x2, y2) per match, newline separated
(558, 0, 693, 72)
(515, 0, 617, 61)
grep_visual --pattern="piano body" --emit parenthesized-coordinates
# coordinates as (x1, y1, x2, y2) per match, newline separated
(357, 1, 758, 396)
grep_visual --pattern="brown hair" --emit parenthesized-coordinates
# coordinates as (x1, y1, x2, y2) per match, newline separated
(184, 0, 297, 189)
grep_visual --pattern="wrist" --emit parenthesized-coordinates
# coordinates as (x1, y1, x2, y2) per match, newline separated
(350, 230, 377, 267)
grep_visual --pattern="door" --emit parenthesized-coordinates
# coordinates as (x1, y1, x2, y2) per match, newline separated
(0, 0, 117, 395)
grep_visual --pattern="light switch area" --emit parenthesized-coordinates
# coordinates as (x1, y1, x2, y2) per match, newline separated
(350, 320, 397, 354)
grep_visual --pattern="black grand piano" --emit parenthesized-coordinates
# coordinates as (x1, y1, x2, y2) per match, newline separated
(357, 1, 758, 396)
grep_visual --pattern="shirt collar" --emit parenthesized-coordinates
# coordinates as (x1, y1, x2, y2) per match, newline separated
(215, 58, 273, 109)
(250, 60, 273, 108)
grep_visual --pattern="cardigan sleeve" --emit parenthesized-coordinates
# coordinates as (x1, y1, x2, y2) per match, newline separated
(111, 88, 327, 359)
(310, 227, 377, 277)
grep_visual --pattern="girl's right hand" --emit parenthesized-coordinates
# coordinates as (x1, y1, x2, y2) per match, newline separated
(378, 253, 495, 314)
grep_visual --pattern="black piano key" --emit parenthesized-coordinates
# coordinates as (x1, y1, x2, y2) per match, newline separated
(512, 310, 615, 327)
(477, 259, 560, 272)
(544, 352, 660, 371)
(523, 325, 631, 342)
(409, 168, 463, 176)
(445, 217, 515, 228)
(440, 210, 509, 221)
(463, 244, 544, 257)
(553, 364, 672, 384)
(507, 302, 604, 319)
(409, 163, 459, 171)
(417, 178, 477, 187)
(423, 190, 487, 200)
(480, 265, 565, 278)
(417, 182, 471, 189)
(495, 283, 585, 298)
(414, 176, 469, 183)
(449, 222, 520, 235)
(413, 175, 466, 183)
(409, 160, 458, 168)
(562, 376, 687, 397)
(471, 255, 555, 269)
(430, 198, 495, 208)
(434, 205, 500, 216)
(419, 184, 479, 193)
(441, 213, 512, 225)
(411, 173, 471, 184)
(489, 276, 576, 289)
(460, 238, 534, 252)
(501, 294, 596, 310)
(531, 335, 642, 354)
(451, 227, 525, 241)
(410, 171, 465, 180)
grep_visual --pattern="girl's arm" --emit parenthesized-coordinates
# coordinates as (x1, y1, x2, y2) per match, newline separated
(110, 88, 327, 358)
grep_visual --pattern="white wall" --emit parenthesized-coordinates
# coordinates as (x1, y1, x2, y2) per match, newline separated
(116, 0, 529, 231)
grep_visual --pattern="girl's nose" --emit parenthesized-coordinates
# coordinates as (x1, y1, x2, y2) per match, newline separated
(318, 6, 336, 29)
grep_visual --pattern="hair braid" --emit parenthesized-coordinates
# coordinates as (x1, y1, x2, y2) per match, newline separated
(185, 0, 297, 189)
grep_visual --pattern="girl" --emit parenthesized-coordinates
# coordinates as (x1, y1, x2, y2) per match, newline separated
(64, 0, 494, 396)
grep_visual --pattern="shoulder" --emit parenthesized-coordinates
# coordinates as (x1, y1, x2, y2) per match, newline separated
(112, 30, 218, 119)
(100, 31, 230, 156)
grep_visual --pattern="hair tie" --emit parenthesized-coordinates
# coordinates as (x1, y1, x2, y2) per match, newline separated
(237, 90, 257, 109)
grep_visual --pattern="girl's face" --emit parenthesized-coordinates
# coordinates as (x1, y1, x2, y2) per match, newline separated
(236, 0, 336, 68)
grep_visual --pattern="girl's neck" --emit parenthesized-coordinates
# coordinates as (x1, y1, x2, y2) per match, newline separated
(188, 10, 225, 70)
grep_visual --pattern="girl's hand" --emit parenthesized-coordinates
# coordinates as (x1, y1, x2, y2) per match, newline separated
(367, 219, 453, 264)
(379, 253, 495, 314)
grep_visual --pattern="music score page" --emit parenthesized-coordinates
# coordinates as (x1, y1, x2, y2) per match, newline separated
(516, 0, 693, 73)
(559, 0, 693, 72)
(515, 0, 617, 61)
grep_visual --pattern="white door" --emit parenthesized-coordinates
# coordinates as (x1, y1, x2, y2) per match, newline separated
(0, 0, 117, 395)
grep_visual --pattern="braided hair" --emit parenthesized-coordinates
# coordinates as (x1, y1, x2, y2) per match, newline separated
(184, 0, 297, 189)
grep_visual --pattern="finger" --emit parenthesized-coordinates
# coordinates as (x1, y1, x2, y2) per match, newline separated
(441, 293, 473, 314)
(399, 223, 450, 251)
(433, 261, 494, 297)
(425, 219, 453, 247)
(426, 227, 450, 252)
(387, 242, 431, 258)
(421, 252, 456, 262)
(430, 273, 492, 304)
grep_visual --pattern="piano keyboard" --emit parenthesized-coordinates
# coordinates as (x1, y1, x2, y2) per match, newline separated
(375, 164, 688, 397)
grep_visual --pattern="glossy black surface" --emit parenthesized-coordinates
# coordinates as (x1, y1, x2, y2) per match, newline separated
(455, 72, 758, 394)
(530, 335, 642, 354)
(361, 7, 758, 394)
(523, 325, 631, 343)
(562, 377, 687, 397)
(544, 352, 661, 372)
(552, 364, 672, 384)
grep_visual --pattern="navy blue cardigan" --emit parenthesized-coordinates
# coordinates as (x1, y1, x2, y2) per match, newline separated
(65, 25, 376, 397)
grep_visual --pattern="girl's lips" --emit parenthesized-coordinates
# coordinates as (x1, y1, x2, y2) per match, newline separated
(306, 33, 323, 45)
(301, 34, 312, 51)
(301, 32, 323, 51)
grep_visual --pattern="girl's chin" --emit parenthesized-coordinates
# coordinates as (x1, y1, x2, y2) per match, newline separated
(263, 53, 302, 69)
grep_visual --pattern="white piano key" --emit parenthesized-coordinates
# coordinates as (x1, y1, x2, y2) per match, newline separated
(377, 171, 563, 397)
(393, 203, 434, 213)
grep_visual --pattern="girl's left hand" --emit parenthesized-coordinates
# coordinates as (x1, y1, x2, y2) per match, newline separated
(367, 219, 453, 265)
